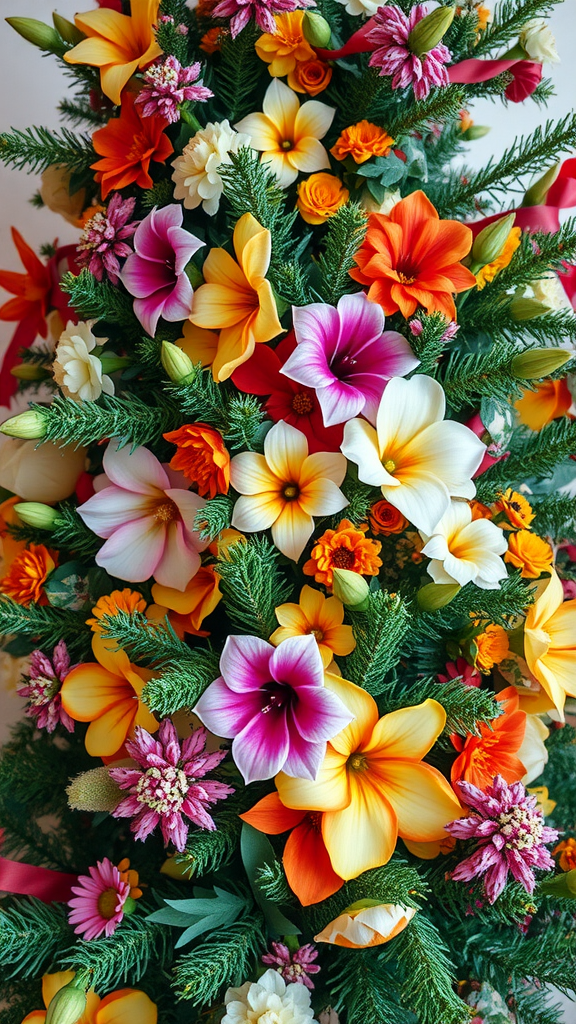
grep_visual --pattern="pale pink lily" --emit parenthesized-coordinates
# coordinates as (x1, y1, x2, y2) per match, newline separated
(281, 293, 419, 427)
(77, 442, 209, 590)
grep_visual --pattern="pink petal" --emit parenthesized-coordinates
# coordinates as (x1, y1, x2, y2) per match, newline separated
(167, 488, 209, 548)
(283, 727, 326, 780)
(219, 635, 274, 693)
(269, 634, 324, 691)
(153, 520, 201, 590)
(316, 380, 366, 427)
(104, 442, 170, 495)
(289, 683, 354, 742)
(76, 485, 155, 539)
(159, 272, 194, 323)
(134, 291, 169, 337)
(232, 712, 290, 784)
(336, 292, 385, 343)
(95, 516, 166, 583)
(121, 253, 171, 297)
(194, 676, 264, 737)
(166, 223, 204, 275)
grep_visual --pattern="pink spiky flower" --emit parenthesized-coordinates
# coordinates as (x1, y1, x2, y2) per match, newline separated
(367, 4, 452, 101)
(262, 942, 321, 990)
(77, 194, 138, 285)
(109, 719, 234, 853)
(17, 641, 74, 734)
(446, 775, 558, 904)
(68, 858, 131, 940)
(136, 56, 213, 124)
(212, 0, 315, 39)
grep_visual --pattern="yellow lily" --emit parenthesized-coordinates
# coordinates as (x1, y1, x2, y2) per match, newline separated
(523, 568, 576, 717)
(276, 687, 461, 880)
(64, 0, 162, 106)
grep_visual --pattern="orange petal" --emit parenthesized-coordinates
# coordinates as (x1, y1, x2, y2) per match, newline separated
(61, 664, 129, 722)
(283, 815, 344, 905)
(240, 791, 306, 833)
(96, 988, 157, 1024)
(84, 699, 137, 758)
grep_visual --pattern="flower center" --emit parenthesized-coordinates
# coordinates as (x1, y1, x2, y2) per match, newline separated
(331, 546, 356, 569)
(136, 765, 189, 814)
(397, 271, 417, 285)
(383, 458, 396, 473)
(260, 681, 293, 715)
(307, 812, 322, 832)
(283, 483, 300, 501)
(281, 139, 293, 150)
(291, 391, 314, 415)
(497, 806, 544, 851)
(510, 501, 522, 512)
(310, 628, 324, 642)
(97, 887, 122, 920)
(258, 1012, 284, 1024)
(29, 675, 59, 705)
(348, 753, 368, 772)
(154, 498, 179, 522)
(332, 353, 358, 378)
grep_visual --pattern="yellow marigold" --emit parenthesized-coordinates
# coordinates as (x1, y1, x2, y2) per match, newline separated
(87, 589, 147, 632)
(331, 121, 395, 165)
(475, 226, 521, 289)
(303, 518, 382, 587)
(255, 12, 315, 77)
(0, 544, 57, 607)
(296, 173, 349, 225)
(474, 623, 510, 673)
(553, 837, 576, 872)
(505, 530, 554, 579)
(493, 489, 534, 530)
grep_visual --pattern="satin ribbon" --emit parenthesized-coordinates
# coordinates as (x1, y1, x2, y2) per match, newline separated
(0, 830, 77, 902)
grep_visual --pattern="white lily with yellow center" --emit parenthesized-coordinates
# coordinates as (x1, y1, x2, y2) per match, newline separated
(420, 500, 508, 590)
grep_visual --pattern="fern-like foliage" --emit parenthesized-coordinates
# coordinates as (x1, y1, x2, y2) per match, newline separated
(0, 125, 94, 174)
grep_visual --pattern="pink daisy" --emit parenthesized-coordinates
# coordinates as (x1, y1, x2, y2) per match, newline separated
(68, 857, 130, 940)
(367, 4, 452, 101)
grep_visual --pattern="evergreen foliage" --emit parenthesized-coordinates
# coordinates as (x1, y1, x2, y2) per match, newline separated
(173, 920, 265, 1004)
(30, 393, 182, 450)
(0, 900, 73, 980)
(215, 536, 293, 638)
(60, 909, 172, 990)
(315, 204, 367, 305)
(0, 125, 94, 174)
(343, 591, 412, 695)
(0, 598, 91, 658)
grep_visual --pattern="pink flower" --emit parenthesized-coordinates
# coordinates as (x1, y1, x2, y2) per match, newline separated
(438, 657, 481, 688)
(68, 857, 130, 940)
(195, 634, 354, 784)
(446, 776, 558, 904)
(17, 641, 74, 733)
(76, 194, 138, 285)
(135, 56, 213, 124)
(212, 0, 315, 38)
(262, 942, 320, 990)
(109, 719, 233, 852)
(120, 204, 204, 337)
(367, 4, 452, 101)
(281, 293, 418, 427)
(76, 442, 209, 590)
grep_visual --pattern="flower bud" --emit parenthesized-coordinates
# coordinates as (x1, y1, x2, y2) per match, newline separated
(14, 502, 60, 530)
(99, 353, 132, 375)
(45, 980, 87, 1024)
(161, 341, 195, 384)
(6, 17, 66, 55)
(52, 12, 85, 45)
(508, 296, 550, 321)
(539, 870, 576, 899)
(522, 162, 561, 207)
(303, 11, 332, 48)
(471, 213, 517, 268)
(66, 766, 123, 812)
(511, 348, 572, 380)
(462, 125, 491, 141)
(417, 582, 460, 611)
(332, 568, 370, 610)
(0, 410, 47, 440)
(10, 363, 51, 381)
(408, 5, 455, 57)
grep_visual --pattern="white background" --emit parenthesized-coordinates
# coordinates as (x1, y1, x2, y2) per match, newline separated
(0, 3, 575, 1018)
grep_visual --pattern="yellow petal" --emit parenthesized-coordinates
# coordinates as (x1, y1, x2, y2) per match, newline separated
(85, 699, 136, 757)
(100, 60, 140, 106)
(363, 699, 446, 761)
(546, 597, 576, 649)
(200, 246, 249, 291)
(294, 98, 335, 143)
(92, 632, 132, 678)
(230, 452, 277, 495)
(190, 283, 254, 330)
(64, 37, 126, 68)
(212, 321, 256, 381)
(232, 493, 285, 533)
(96, 988, 157, 1024)
(264, 419, 308, 482)
(61, 664, 128, 722)
(373, 761, 462, 842)
(234, 214, 271, 281)
(131, 0, 161, 44)
(325, 676, 379, 757)
(262, 79, 299, 138)
(276, 744, 349, 810)
(299, 584, 326, 624)
(252, 280, 283, 343)
(322, 772, 398, 879)
(21, 1013, 46, 1024)
(178, 323, 219, 368)
(42, 973, 76, 1010)
(273, 602, 311, 631)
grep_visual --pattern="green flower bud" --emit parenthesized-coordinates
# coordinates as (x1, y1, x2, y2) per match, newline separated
(0, 410, 47, 440)
(45, 980, 87, 1024)
(10, 363, 51, 381)
(462, 125, 491, 141)
(6, 17, 66, 55)
(522, 162, 561, 208)
(302, 11, 332, 48)
(416, 582, 461, 611)
(52, 12, 85, 45)
(539, 870, 576, 899)
(161, 341, 196, 384)
(508, 296, 550, 321)
(66, 766, 123, 813)
(471, 212, 516, 268)
(332, 568, 370, 610)
(511, 348, 572, 380)
(408, 5, 455, 57)
(99, 353, 132, 375)
(14, 502, 60, 530)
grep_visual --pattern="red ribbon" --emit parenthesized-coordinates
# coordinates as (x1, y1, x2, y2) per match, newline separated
(0, 831, 77, 903)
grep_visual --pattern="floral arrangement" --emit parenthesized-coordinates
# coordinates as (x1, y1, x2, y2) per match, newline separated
(0, 1, 576, 1023)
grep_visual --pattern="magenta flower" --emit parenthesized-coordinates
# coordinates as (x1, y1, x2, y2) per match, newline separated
(280, 293, 418, 428)
(367, 4, 452, 101)
(109, 719, 234, 852)
(135, 56, 213, 124)
(212, 0, 315, 38)
(76, 441, 209, 590)
(194, 634, 354, 785)
(18, 641, 74, 734)
(68, 857, 130, 940)
(262, 942, 320, 990)
(446, 776, 558, 904)
(409, 317, 459, 342)
(76, 194, 138, 285)
(120, 204, 204, 337)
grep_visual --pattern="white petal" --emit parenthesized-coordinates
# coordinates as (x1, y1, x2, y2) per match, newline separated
(376, 374, 446, 454)
(341, 418, 393, 487)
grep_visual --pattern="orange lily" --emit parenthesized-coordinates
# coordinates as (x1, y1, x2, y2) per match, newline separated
(60, 633, 158, 758)
(450, 686, 527, 790)
(276, 686, 461, 880)
(0, 228, 52, 403)
(22, 971, 156, 1024)
(63, 0, 163, 106)
(515, 378, 573, 432)
(523, 568, 576, 716)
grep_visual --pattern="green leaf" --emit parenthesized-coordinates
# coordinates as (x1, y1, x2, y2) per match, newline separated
(146, 886, 249, 949)
(44, 561, 89, 611)
(240, 823, 301, 937)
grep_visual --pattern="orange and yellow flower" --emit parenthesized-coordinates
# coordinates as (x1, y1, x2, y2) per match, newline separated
(314, 903, 416, 948)
(63, 0, 162, 106)
(553, 837, 576, 871)
(91, 92, 173, 200)
(150, 565, 222, 636)
(303, 519, 382, 588)
(270, 584, 356, 667)
(473, 623, 510, 673)
(369, 499, 408, 535)
(350, 190, 476, 320)
(523, 568, 576, 716)
(515, 378, 573, 432)
(493, 489, 535, 530)
(288, 58, 332, 96)
(200, 27, 228, 53)
(21, 971, 156, 1024)
(450, 686, 527, 790)
(86, 589, 147, 633)
(0, 544, 57, 607)
(255, 12, 315, 77)
(331, 121, 395, 164)
(296, 173, 349, 225)
(164, 423, 230, 498)
(188, 213, 283, 382)
(475, 227, 521, 289)
(505, 530, 554, 579)
(469, 499, 493, 521)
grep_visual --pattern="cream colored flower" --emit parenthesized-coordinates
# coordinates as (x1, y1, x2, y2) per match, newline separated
(40, 166, 86, 226)
(519, 17, 560, 63)
(527, 273, 573, 312)
(315, 903, 416, 947)
(0, 436, 86, 503)
(223, 969, 314, 1024)
(360, 188, 401, 215)
(420, 500, 508, 590)
(171, 120, 251, 216)
(519, 715, 549, 785)
(334, 0, 381, 16)
(53, 320, 114, 402)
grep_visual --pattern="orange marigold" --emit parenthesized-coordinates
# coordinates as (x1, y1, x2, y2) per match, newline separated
(164, 423, 231, 499)
(369, 500, 408, 536)
(303, 518, 382, 587)
(331, 121, 395, 164)
(553, 837, 576, 872)
(200, 27, 228, 52)
(505, 530, 554, 579)
(474, 623, 510, 674)
(0, 544, 57, 607)
(87, 589, 147, 632)
(476, 227, 521, 289)
(493, 489, 534, 530)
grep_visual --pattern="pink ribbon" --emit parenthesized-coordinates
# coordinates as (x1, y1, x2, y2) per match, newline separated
(0, 830, 77, 902)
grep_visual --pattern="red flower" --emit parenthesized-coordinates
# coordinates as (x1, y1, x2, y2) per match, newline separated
(231, 333, 344, 453)
(505, 60, 542, 103)
(0, 229, 52, 404)
(91, 92, 173, 199)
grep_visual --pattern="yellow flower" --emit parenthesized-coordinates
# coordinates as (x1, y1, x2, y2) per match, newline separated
(22, 970, 157, 1024)
(504, 529, 554, 579)
(235, 79, 335, 188)
(270, 584, 356, 667)
(474, 623, 509, 673)
(524, 568, 576, 716)
(188, 213, 283, 381)
(296, 172, 349, 225)
(528, 785, 556, 818)
(475, 226, 521, 289)
(493, 488, 535, 530)
(63, 0, 162, 106)
(315, 902, 416, 947)
(255, 12, 315, 77)
(276, 687, 461, 880)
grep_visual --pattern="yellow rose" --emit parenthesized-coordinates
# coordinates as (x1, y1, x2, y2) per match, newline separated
(296, 173, 349, 225)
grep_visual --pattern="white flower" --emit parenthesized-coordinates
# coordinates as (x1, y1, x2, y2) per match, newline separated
(519, 17, 560, 63)
(53, 320, 114, 402)
(0, 436, 86, 503)
(360, 188, 402, 215)
(223, 969, 315, 1024)
(334, 0, 380, 16)
(172, 120, 251, 216)
(528, 273, 573, 311)
(419, 500, 508, 590)
(519, 714, 550, 785)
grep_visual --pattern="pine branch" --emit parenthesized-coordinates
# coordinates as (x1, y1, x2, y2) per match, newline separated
(0, 900, 73, 980)
(194, 495, 234, 541)
(315, 204, 367, 305)
(474, 0, 562, 56)
(328, 950, 410, 1024)
(0, 598, 91, 658)
(307, 858, 425, 933)
(0, 125, 94, 175)
(343, 591, 412, 695)
(216, 536, 293, 638)
(476, 418, 576, 492)
(141, 179, 178, 210)
(387, 85, 464, 140)
(213, 25, 262, 123)
(438, 343, 523, 411)
(30, 393, 182, 449)
(532, 494, 576, 543)
(465, 922, 576, 994)
(58, 97, 108, 127)
(173, 920, 265, 1004)
(143, 655, 220, 716)
(61, 270, 141, 333)
(178, 808, 243, 877)
(97, 610, 196, 670)
(60, 907, 171, 990)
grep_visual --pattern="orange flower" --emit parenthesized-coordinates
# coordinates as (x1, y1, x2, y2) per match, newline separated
(0, 228, 52, 399)
(117, 857, 143, 900)
(200, 27, 228, 53)
(515, 378, 573, 432)
(296, 173, 349, 225)
(350, 190, 476, 320)
(22, 971, 156, 1024)
(303, 518, 382, 587)
(331, 121, 395, 164)
(150, 565, 222, 636)
(0, 544, 57, 607)
(63, 0, 162, 106)
(505, 530, 554, 579)
(493, 489, 534, 530)
(459, 110, 474, 133)
(369, 499, 408, 535)
(451, 686, 527, 790)
(288, 58, 332, 96)
(469, 499, 493, 521)
(91, 92, 173, 200)
(163, 423, 230, 498)
(474, 623, 510, 673)
(86, 589, 147, 632)
(475, 227, 521, 289)
(553, 837, 576, 871)
(255, 12, 315, 77)
(270, 584, 356, 667)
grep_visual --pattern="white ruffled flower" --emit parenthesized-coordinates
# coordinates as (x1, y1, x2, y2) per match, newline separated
(419, 500, 508, 590)
(171, 120, 251, 216)
(223, 969, 315, 1024)
(334, 0, 380, 16)
(529, 273, 573, 311)
(519, 17, 560, 63)
(53, 320, 114, 402)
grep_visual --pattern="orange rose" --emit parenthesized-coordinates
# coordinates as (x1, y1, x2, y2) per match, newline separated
(369, 499, 408, 535)
(0, 543, 58, 606)
(296, 173, 349, 225)
(331, 120, 395, 164)
(504, 530, 554, 578)
(164, 423, 230, 499)
(288, 58, 332, 96)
